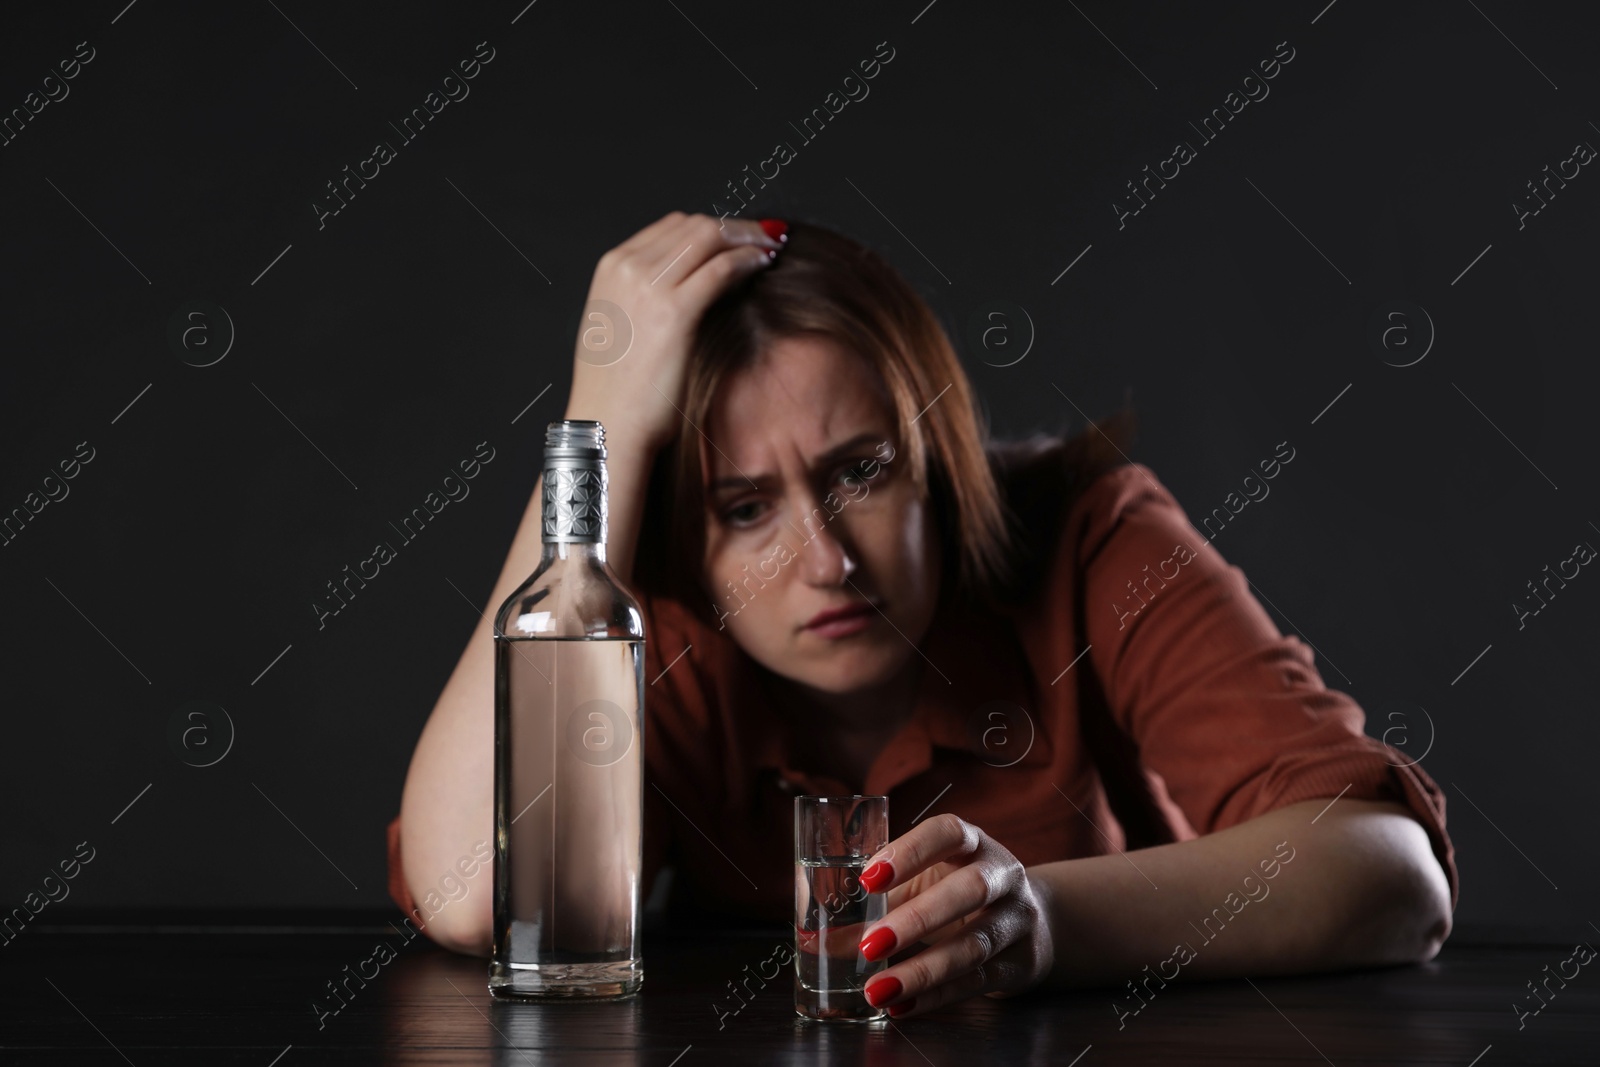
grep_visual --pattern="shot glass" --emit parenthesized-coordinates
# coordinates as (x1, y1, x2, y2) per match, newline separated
(793, 795, 890, 1022)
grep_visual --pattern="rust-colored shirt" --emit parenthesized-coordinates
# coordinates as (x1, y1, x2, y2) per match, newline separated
(386, 461, 1458, 925)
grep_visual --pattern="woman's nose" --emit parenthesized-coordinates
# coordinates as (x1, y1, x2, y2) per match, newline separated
(796, 511, 856, 587)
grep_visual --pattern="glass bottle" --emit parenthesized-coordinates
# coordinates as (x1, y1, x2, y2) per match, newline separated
(488, 419, 646, 999)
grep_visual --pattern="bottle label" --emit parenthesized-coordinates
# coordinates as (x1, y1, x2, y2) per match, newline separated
(542, 464, 607, 543)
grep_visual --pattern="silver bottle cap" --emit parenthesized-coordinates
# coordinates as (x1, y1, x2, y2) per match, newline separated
(542, 420, 607, 543)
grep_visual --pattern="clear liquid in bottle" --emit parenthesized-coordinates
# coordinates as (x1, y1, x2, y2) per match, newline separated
(488, 419, 645, 999)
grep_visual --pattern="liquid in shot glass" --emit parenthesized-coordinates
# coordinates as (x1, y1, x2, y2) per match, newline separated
(793, 795, 889, 1022)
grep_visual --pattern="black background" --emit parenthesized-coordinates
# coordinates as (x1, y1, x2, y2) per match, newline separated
(2, 0, 1595, 943)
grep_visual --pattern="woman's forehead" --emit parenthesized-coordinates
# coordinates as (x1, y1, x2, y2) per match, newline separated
(704, 339, 894, 477)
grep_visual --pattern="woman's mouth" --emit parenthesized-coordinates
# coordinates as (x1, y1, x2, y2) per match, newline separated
(802, 600, 879, 638)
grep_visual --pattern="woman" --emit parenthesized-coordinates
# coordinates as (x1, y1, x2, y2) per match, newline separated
(388, 212, 1457, 1018)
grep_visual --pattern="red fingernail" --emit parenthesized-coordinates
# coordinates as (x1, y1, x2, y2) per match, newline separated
(860, 860, 892, 893)
(888, 998, 916, 1017)
(759, 217, 789, 242)
(859, 926, 897, 962)
(864, 975, 902, 1007)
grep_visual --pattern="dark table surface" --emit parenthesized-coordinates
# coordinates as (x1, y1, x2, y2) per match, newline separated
(2, 920, 1594, 1065)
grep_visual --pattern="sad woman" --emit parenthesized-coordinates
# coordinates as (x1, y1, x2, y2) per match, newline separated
(388, 211, 1456, 1018)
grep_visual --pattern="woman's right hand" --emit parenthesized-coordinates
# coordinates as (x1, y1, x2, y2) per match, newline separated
(565, 211, 784, 456)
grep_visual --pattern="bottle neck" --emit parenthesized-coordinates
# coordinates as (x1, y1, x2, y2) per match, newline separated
(540, 457, 609, 547)
(539, 539, 607, 565)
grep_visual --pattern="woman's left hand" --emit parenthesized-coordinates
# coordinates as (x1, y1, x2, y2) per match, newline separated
(854, 813, 1055, 1018)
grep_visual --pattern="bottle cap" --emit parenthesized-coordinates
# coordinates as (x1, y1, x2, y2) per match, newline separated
(542, 420, 607, 543)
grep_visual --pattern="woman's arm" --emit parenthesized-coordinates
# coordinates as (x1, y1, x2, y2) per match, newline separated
(845, 797, 1451, 1019)
(394, 212, 782, 954)
(848, 469, 1459, 1017)
(1027, 797, 1453, 993)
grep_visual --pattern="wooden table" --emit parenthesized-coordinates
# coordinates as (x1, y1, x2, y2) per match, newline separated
(2, 920, 1593, 1064)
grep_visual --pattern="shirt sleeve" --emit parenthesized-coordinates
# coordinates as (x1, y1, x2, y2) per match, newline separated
(1071, 463, 1459, 910)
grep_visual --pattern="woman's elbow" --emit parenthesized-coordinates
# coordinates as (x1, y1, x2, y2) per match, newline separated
(1307, 802, 1454, 968)
(1410, 854, 1454, 963)
(1346, 821, 1455, 967)
(411, 888, 494, 957)
(1385, 816, 1454, 964)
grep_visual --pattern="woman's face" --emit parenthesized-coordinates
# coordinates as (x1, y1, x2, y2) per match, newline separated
(700, 335, 942, 696)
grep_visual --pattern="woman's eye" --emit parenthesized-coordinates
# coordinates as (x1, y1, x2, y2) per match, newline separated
(837, 461, 875, 489)
(724, 501, 766, 526)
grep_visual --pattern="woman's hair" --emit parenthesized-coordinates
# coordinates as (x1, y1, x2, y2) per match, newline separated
(631, 218, 1136, 627)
